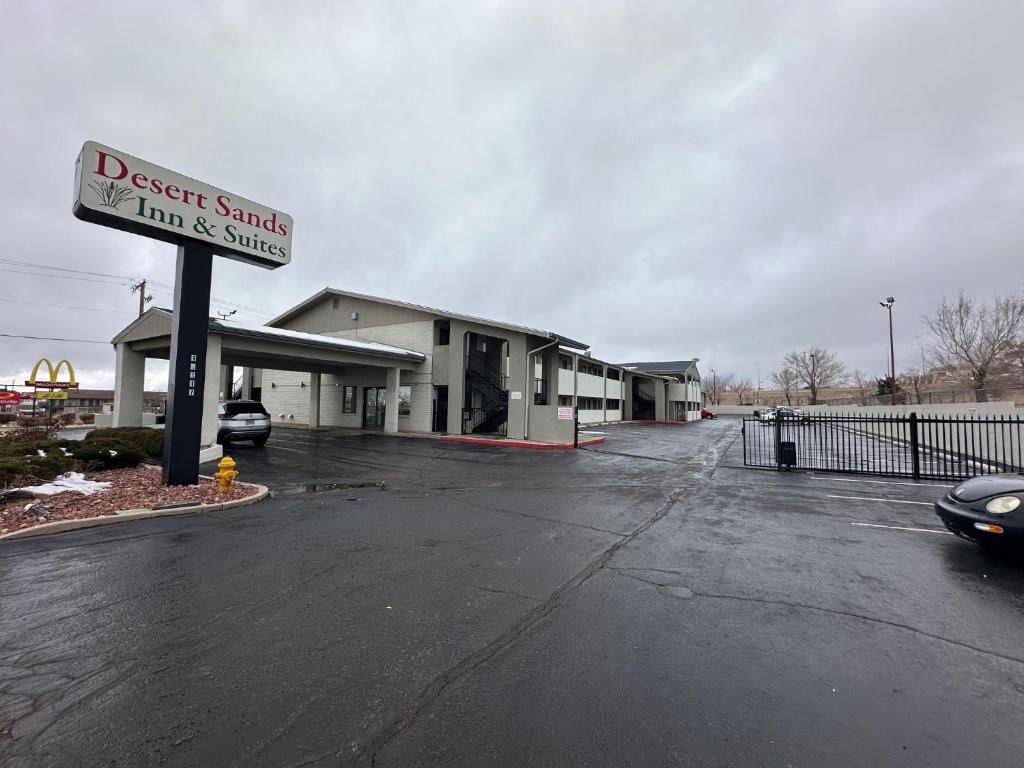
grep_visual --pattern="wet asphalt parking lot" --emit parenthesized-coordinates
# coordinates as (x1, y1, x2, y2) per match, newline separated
(2, 418, 1023, 767)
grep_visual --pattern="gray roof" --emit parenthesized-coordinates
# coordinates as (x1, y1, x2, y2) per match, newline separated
(269, 287, 589, 350)
(208, 317, 425, 362)
(619, 360, 699, 375)
(113, 308, 425, 363)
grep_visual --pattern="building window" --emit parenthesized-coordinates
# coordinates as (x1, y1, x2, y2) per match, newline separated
(606, 398, 620, 410)
(332, 297, 340, 309)
(342, 386, 356, 413)
(578, 397, 602, 410)
(607, 369, 620, 380)
(560, 356, 572, 370)
(558, 395, 573, 407)
(399, 385, 412, 416)
(434, 321, 450, 345)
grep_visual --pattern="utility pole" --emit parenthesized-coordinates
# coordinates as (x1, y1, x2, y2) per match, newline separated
(809, 352, 817, 405)
(880, 297, 896, 406)
(131, 280, 151, 317)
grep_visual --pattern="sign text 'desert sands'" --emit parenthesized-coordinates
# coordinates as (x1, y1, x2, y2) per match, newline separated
(73, 141, 292, 270)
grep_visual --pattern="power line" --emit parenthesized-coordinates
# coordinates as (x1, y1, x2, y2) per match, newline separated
(144, 284, 273, 317)
(0, 297, 136, 314)
(0, 257, 140, 282)
(0, 333, 108, 344)
(0, 267, 129, 286)
(1, 258, 275, 317)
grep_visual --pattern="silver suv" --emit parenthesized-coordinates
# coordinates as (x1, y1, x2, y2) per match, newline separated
(217, 400, 272, 446)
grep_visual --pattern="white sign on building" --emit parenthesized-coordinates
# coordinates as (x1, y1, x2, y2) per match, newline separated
(73, 141, 292, 270)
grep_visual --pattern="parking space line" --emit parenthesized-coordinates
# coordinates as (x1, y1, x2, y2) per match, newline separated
(809, 476, 952, 489)
(826, 494, 932, 506)
(851, 522, 953, 535)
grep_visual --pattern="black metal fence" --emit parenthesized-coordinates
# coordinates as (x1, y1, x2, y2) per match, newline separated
(742, 412, 1024, 481)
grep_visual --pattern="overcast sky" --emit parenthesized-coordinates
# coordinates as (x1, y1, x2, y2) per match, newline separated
(2, 1, 1022, 390)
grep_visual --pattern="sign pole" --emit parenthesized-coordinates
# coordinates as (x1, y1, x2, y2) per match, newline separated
(162, 242, 214, 485)
(72, 140, 293, 485)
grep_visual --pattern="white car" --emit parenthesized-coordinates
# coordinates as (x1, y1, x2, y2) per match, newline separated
(217, 400, 272, 446)
(760, 406, 811, 424)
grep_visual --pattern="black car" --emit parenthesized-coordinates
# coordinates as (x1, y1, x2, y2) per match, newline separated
(217, 400, 272, 446)
(935, 474, 1024, 546)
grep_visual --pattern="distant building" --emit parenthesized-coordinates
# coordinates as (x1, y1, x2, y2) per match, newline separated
(32, 389, 167, 415)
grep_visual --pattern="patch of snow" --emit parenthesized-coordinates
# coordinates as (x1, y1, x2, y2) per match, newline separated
(19, 472, 112, 496)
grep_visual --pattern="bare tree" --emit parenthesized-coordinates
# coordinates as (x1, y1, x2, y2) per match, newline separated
(710, 373, 733, 405)
(924, 292, 1024, 402)
(726, 376, 754, 405)
(900, 347, 934, 405)
(851, 369, 873, 405)
(782, 347, 846, 405)
(770, 367, 798, 406)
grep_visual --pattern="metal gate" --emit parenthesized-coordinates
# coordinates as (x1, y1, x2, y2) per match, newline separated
(742, 412, 1024, 481)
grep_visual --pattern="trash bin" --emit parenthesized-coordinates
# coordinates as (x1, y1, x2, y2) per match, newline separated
(779, 440, 797, 468)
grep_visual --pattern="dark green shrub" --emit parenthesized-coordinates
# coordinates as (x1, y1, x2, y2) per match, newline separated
(85, 427, 163, 460)
(0, 427, 63, 457)
(0, 413, 15, 424)
(59, 412, 78, 425)
(0, 454, 76, 486)
(79, 413, 95, 424)
(73, 439, 143, 470)
(0, 438, 74, 457)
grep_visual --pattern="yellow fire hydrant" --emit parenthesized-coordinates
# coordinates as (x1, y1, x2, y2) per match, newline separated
(214, 455, 238, 493)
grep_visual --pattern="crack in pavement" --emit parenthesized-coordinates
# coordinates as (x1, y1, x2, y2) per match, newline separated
(472, 585, 542, 602)
(437, 493, 629, 538)
(349, 485, 687, 767)
(607, 568, 1024, 668)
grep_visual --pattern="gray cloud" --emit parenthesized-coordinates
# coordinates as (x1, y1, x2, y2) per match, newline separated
(2, 0, 1021, 390)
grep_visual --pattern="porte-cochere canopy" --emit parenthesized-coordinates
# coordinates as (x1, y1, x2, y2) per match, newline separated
(110, 308, 426, 458)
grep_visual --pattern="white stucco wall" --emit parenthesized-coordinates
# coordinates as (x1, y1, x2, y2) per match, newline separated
(259, 368, 431, 432)
(558, 369, 624, 399)
(256, 319, 436, 433)
(575, 372, 607, 398)
(579, 409, 605, 424)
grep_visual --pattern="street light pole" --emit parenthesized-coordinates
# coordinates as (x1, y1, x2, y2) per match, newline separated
(809, 353, 817, 405)
(880, 297, 896, 406)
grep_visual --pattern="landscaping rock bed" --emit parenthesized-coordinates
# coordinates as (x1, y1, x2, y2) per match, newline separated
(0, 466, 259, 536)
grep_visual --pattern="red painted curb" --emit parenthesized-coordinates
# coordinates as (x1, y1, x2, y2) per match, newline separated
(440, 436, 605, 450)
(634, 420, 689, 426)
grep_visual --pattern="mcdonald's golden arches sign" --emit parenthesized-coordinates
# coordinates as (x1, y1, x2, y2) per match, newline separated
(25, 358, 79, 390)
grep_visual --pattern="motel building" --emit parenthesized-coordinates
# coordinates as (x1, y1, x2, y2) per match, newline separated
(110, 288, 703, 458)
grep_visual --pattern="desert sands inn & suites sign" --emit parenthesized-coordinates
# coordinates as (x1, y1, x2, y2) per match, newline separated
(73, 141, 292, 270)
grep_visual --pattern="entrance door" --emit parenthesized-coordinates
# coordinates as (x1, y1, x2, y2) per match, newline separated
(433, 386, 448, 433)
(363, 387, 386, 429)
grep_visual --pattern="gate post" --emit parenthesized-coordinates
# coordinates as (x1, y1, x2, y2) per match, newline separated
(775, 409, 783, 471)
(909, 412, 921, 480)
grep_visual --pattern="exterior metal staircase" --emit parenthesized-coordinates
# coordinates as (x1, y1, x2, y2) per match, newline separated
(632, 383, 656, 420)
(464, 350, 509, 435)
